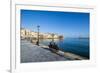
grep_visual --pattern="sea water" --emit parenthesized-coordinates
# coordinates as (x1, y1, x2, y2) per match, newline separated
(39, 38, 89, 59)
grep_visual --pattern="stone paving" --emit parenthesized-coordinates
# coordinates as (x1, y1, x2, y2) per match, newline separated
(21, 40, 69, 63)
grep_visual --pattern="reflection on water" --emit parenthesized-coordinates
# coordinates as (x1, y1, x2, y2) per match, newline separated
(39, 38, 90, 58)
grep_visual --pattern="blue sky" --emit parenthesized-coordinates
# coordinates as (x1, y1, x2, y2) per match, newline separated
(21, 9, 89, 38)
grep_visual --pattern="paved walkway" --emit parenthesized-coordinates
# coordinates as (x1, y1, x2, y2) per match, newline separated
(21, 40, 70, 63)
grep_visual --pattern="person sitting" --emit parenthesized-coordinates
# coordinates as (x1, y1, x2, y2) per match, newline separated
(48, 41, 59, 52)
(48, 42, 53, 48)
(53, 43, 59, 51)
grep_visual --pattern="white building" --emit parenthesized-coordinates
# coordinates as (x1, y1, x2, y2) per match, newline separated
(21, 28, 63, 40)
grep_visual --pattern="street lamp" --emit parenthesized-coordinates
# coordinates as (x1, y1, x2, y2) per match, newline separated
(36, 25, 40, 46)
(51, 33, 54, 42)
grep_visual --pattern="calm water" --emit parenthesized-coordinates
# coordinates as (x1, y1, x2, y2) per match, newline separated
(39, 38, 90, 58)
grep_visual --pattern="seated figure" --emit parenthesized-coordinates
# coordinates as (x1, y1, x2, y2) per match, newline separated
(48, 41, 59, 52)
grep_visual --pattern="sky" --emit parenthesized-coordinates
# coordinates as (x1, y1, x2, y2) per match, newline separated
(21, 9, 90, 38)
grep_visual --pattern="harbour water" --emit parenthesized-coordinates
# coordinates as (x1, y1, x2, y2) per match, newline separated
(39, 38, 90, 59)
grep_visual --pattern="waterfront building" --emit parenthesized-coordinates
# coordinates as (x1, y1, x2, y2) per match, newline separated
(20, 28, 63, 40)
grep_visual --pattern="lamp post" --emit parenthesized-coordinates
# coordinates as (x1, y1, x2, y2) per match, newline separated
(37, 25, 40, 46)
(51, 33, 54, 42)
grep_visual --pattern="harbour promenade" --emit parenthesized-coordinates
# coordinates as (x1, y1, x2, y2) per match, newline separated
(21, 40, 70, 63)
